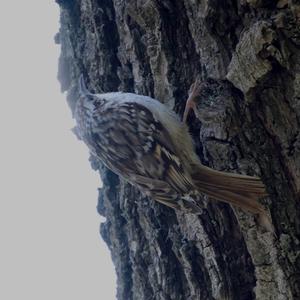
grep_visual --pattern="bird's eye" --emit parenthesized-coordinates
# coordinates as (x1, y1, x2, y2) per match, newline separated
(86, 95, 94, 102)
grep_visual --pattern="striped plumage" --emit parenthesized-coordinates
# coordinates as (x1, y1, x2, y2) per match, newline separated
(74, 75, 272, 230)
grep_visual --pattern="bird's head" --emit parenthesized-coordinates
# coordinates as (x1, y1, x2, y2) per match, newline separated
(74, 74, 110, 141)
(76, 74, 108, 112)
(74, 75, 100, 137)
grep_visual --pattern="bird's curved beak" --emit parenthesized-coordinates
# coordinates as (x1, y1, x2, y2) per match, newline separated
(78, 74, 93, 98)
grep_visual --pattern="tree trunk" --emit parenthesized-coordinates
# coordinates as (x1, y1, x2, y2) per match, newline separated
(56, 1, 300, 299)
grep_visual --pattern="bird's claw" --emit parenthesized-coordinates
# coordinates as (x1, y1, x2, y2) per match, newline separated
(188, 78, 202, 99)
(183, 79, 203, 123)
(183, 97, 197, 123)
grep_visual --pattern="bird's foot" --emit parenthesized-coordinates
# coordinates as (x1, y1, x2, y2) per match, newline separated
(183, 79, 203, 123)
(183, 97, 198, 123)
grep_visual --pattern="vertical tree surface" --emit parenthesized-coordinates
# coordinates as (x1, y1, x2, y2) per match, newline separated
(57, 1, 300, 299)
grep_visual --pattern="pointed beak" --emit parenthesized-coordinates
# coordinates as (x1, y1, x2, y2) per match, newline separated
(78, 74, 92, 97)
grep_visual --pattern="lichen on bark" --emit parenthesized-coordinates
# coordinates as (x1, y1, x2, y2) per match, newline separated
(57, 1, 300, 299)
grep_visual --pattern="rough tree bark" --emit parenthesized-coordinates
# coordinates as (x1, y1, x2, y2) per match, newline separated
(56, 1, 300, 299)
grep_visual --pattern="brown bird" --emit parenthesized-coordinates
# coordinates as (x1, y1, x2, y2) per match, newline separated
(74, 75, 272, 230)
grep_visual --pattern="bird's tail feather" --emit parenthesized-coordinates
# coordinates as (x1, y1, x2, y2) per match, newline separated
(190, 164, 273, 230)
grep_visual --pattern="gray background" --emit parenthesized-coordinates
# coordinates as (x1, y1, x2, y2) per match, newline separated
(0, 2, 116, 299)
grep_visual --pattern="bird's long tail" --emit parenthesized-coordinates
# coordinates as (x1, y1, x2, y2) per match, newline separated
(190, 164, 273, 231)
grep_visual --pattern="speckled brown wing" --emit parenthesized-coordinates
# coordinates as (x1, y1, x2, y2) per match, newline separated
(87, 101, 194, 206)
